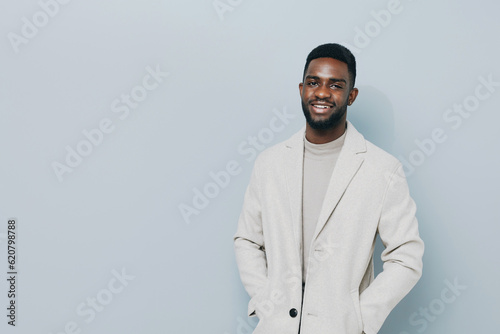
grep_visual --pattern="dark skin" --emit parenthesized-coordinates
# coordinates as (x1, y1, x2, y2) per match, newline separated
(299, 57, 359, 144)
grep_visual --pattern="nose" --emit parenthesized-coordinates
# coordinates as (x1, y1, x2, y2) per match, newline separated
(315, 84, 330, 99)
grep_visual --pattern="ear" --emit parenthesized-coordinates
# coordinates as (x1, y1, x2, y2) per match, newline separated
(299, 82, 303, 98)
(347, 87, 359, 106)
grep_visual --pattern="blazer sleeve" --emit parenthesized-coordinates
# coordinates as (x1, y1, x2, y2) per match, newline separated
(233, 161, 269, 317)
(360, 163, 424, 334)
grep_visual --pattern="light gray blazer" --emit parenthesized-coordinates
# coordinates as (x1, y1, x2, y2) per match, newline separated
(234, 121, 424, 334)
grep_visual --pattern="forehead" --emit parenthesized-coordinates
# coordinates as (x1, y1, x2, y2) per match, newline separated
(305, 57, 349, 80)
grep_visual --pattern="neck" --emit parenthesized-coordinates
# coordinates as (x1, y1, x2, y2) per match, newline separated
(305, 120, 347, 144)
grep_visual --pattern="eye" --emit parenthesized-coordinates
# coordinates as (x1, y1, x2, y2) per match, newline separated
(307, 81, 318, 86)
(331, 84, 343, 89)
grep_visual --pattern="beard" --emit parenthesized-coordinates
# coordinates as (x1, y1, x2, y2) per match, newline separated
(301, 99, 348, 130)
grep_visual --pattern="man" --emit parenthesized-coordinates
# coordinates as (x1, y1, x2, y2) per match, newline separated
(234, 43, 424, 334)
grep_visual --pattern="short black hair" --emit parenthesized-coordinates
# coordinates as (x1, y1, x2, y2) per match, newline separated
(303, 43, 356, 88)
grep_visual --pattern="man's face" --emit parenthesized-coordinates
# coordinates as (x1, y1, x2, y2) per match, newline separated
(299, 57, 357, 130)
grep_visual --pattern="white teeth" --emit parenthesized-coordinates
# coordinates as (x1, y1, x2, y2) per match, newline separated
(314, 105, 329, 109)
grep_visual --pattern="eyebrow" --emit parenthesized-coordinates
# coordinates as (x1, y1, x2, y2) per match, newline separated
(305, 75, 347, 84)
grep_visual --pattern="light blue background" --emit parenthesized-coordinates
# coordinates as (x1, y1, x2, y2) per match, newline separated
(1, 0, 499, 333)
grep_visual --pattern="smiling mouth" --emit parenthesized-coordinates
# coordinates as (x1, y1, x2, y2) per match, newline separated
(311, 103, 333, 113)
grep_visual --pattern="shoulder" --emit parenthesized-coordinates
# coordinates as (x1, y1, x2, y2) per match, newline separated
(365, 140, 400, 167)
(253, 126, 304, 167)
(346, 122, 402, 173)
(362, 140, 404, 184)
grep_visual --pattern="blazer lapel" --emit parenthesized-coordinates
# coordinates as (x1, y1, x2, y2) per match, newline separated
(312, 121, 367, 242)
(284, 127, 306, 263)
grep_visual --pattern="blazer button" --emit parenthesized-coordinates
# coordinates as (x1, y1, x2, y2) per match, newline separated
(289, 308, 298, 318)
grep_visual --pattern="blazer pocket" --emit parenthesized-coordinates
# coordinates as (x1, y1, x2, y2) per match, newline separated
(248, 282, 270, 318)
